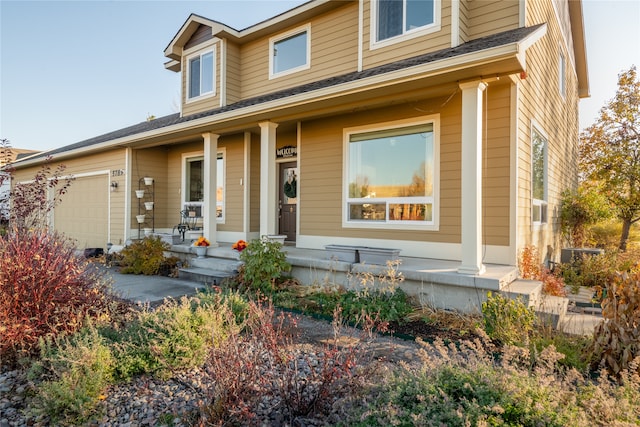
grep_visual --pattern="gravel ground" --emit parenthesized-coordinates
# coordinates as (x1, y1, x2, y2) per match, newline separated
(0, 313, 423, 427)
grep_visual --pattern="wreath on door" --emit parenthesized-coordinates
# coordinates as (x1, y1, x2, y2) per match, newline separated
(284, 177, 297, 198)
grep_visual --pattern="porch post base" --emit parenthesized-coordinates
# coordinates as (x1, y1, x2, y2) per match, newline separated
(457, 264, 486, 276)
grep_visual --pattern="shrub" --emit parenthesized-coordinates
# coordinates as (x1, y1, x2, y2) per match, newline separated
(119, 236, 173, 275)
(3, 152, 74, 233)
(0, 229, 114, 365)
(342, 338, 586, 426)
(200, 300, 363, 425)
(519, 245, 567, 296)
(560, 186, 611, 247)
(482, 292, 536, 346)
(104, 294, 235, 380)
(559, 249, 640, 295)
(591, 271, 640, 378)
(238, 236, 291, 293)
(28, 325, 114, 424)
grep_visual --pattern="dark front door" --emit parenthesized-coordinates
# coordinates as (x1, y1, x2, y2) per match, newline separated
(279, 161, 297, 242)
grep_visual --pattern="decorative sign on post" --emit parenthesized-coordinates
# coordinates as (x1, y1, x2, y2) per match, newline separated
(276, 145, 297, 158)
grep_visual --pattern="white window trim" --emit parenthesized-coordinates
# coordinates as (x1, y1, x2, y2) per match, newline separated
(182, 150, 225, 223)
(531, 123, 548, 226)
(342, 115, 440, 231)
(370, 0, 442, 50)
(269, 23, 311, 80)
(185, 46, 216, 103)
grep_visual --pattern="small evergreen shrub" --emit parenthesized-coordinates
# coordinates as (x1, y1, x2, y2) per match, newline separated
(0, 229, 114, 365)
(119, 236, 172, 275)
(482, 292, 536, 346)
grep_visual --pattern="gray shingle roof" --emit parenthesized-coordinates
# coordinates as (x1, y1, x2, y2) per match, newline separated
(25, 24, 543, 162)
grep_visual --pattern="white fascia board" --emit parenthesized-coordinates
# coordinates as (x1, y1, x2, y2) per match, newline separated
(515, 23, 547, 69)
(17, 37, 542, 168)
(164, 15, 240, 58)
(239, 0, 333, 38)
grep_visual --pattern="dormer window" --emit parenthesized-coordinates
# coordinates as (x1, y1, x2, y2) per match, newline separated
(187, 48, 215, 100)
(373, 0, 440, 47)
(269, 24, 311, 79)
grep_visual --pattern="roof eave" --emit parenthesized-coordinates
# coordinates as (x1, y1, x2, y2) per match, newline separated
(14, 40, 538, 168)
(163, 14, 240, 60)
(568, 0, 590, 98)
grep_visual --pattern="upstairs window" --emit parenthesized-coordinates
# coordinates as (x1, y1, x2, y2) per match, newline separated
(532, 127, 548, 224)
(375, 0, 437, 43)
(187, 49, 215, 100)
(345, 118, 438, 229)
(270, 25, 310, 78)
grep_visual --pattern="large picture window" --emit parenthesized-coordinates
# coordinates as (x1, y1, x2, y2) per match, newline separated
(532, 127, 548, 224)
(375, 0, 437, 43)
(346, 120, 437, 228)
(183, 152, 225, 221)
(270, 25, 310, 78)
(187, 49, 215, 100)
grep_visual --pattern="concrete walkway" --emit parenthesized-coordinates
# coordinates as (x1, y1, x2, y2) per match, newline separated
(108, 268, 204, 305)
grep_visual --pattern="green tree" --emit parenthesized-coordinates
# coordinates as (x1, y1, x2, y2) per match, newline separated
(580, 66, 640, 251)
(560, 183, 611, 247)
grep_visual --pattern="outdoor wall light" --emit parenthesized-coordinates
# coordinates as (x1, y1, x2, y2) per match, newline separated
(110, 181, 118, 191)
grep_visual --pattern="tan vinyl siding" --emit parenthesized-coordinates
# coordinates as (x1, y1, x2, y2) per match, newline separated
(362, 0, 452, 70)
(300, 95, 465, 244)
(226, 41, 241, 104)
(459, 0, 470, 43)
(131, 148, 169, 230)
(467, 0, 520, 39)
(182, 41, 221, 116)
(483, 82, 512, 246)
(218, 134, 244, 232)
(516, 0, 580, 253)
(239, 2, 359, 99)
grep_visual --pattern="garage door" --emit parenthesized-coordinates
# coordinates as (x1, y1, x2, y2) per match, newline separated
(54, 174, 108, 249)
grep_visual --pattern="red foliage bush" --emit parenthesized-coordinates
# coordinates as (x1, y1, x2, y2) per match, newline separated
(0, 229, 114, 365)
(519, 245, 567, 297)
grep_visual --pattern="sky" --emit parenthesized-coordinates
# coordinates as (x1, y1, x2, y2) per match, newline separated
(1, 0, 639, 152)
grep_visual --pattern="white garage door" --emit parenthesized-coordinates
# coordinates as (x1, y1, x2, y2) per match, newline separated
(54, 174, 108, 249)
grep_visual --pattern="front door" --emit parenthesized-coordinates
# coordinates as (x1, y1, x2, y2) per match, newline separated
(278, 161, 297, 242)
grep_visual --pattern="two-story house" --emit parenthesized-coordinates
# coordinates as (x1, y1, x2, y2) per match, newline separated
(12, 0, 588, 309)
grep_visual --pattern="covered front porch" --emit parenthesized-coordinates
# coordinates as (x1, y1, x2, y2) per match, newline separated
(168, 240, 524, 313)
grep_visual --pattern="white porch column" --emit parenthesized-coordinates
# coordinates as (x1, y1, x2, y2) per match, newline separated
(458, 81, 487, 275)
(203, 132, 220, 246)
(259, 121, 278, 236)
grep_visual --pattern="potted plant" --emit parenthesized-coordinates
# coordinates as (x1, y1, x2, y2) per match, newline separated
(192, 236, 210, 258)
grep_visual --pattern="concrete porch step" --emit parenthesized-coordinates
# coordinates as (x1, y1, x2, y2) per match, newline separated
(178, 267, 236, 286)
(501, 279, 543, 308)
(190, 255, 242, 273)
(500, 279, 573, 330)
